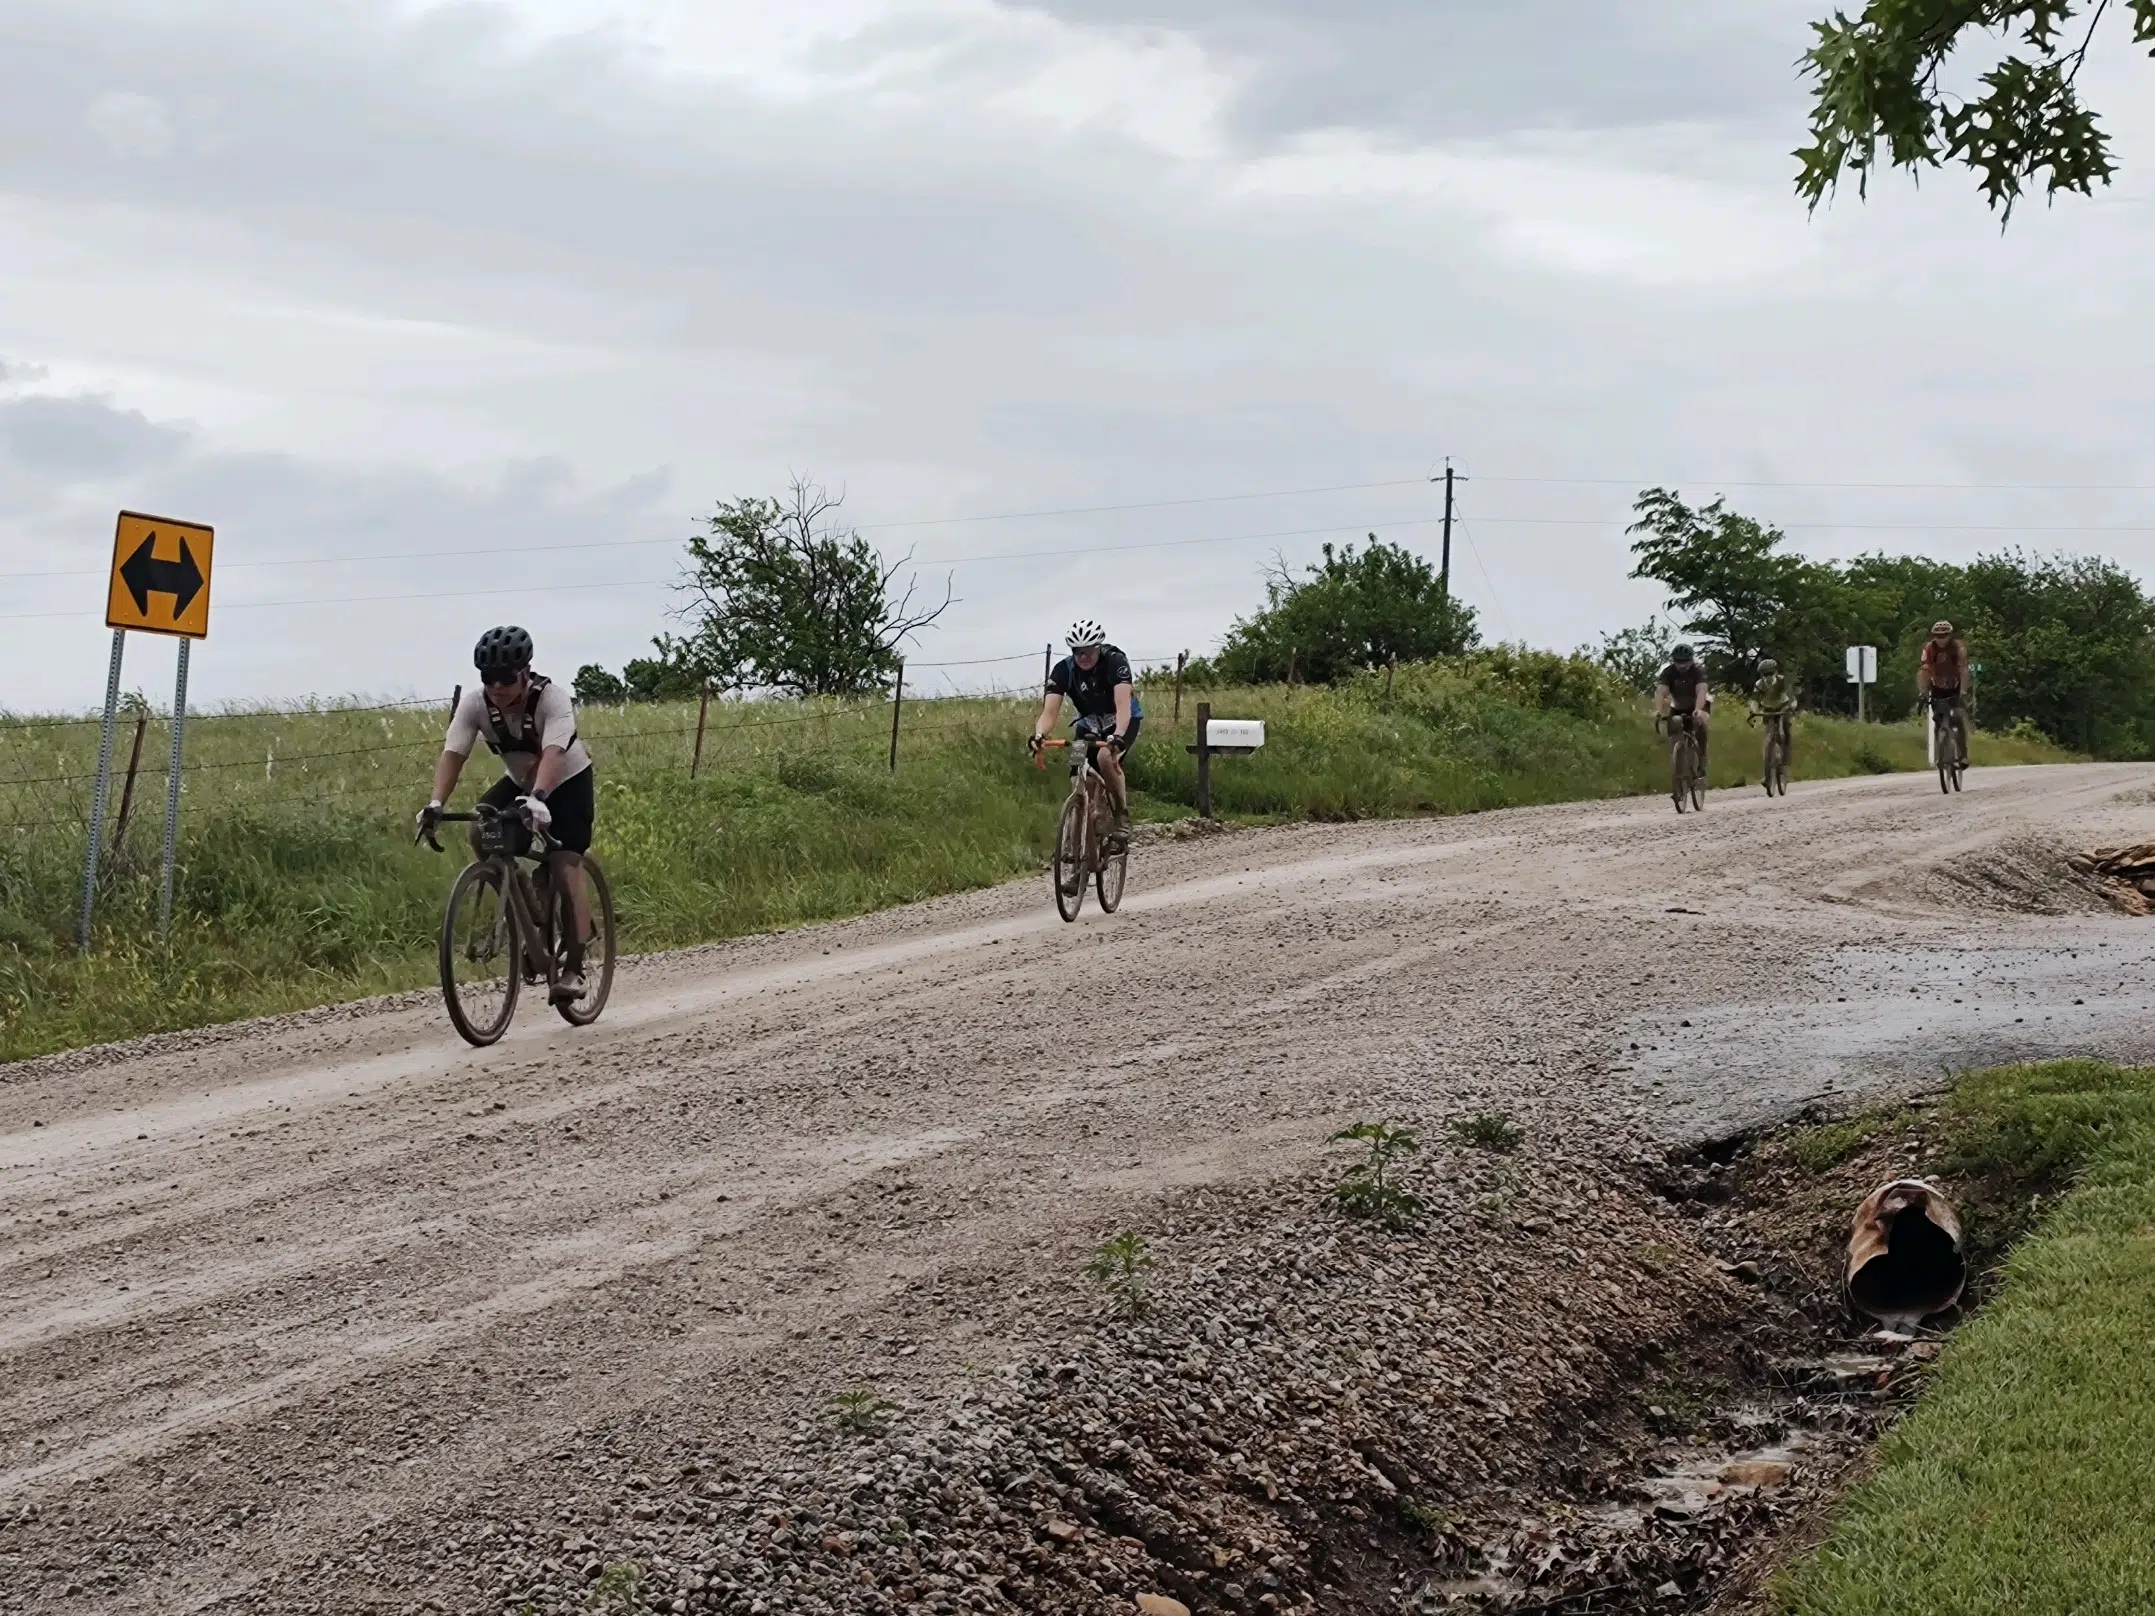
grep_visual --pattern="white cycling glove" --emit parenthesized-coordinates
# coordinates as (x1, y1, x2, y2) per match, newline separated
(518, 794, 553, 832)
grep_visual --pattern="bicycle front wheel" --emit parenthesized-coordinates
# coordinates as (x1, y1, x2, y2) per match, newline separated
(554, 854, 618, 1027)
(1671, 737, 1691, 813)
(1096, 836, 1128, 913)
(441, 860, 521, 1047)
(1053, 794, 1087, 922)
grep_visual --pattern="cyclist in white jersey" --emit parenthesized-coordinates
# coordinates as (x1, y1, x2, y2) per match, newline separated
(416, 626, 596, 1002)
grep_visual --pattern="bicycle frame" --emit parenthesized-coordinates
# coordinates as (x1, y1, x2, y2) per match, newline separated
(1037, 739, 1113, 844)
(424, 808, 560, 983)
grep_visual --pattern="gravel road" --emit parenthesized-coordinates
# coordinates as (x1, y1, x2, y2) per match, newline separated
(3, 762, 2151, 1612)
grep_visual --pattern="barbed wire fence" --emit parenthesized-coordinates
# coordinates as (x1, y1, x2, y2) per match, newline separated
(0, 647, 1194, 946)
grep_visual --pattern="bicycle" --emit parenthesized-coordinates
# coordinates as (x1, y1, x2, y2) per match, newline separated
(1930, 695, 1968, 794)
(1658, 713, 1705, 814)
(1035, 735, 1128, 922)
(1750, 708, 1792, 797)
(418, 802, 618, 1046)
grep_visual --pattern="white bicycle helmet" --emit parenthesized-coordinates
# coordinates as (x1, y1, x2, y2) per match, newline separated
(1066, 619, 1105, 651)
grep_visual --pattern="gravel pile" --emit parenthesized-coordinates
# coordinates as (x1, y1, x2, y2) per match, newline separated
(439, 1138, 1766, 1615)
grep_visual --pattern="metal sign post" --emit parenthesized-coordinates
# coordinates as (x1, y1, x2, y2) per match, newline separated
(158, 638, 191, 936)
(75, 630, 129, 954)
(1845, 644, 1877, 723)
(75, 510, 215, 951)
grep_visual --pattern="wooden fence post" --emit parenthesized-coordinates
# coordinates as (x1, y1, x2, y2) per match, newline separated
(1384, 652, 1396, 699)
(888, 660, 906, 773)
(1195, 702, 1213, 820)
(450, 683, 462, 716)
(1173, 650, 1187, 729)
(690, 682, 712, 779)
(1287, 647, 1298, 688)
(109, 714, 149, 870)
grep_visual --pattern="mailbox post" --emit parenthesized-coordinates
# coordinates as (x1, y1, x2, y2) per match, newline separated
(1188, 705, 1265, 820)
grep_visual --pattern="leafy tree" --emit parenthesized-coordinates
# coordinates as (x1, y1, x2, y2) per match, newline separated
(572, 664, 628, 705)
(1592, 616, 1675, 692)
(1625, 488, 1849, 696)
(1216, 536, 1478, 684)
(1963, 550, 2155, 753)
(622, 635, 706, 702)
(673, 479, 950, 697)
(1797, 1, 2155, 220)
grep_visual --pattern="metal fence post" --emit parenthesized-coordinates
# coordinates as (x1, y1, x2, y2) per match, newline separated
(1196, 701, 1213, 820)
(1173, 650, 1187, 729)
(158, 638, 191, 937)
(76, 629, 129, 954)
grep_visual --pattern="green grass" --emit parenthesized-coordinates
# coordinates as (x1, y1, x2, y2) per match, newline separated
(1785, 1108, 1923, 1175)
(1775, 1061, 2155, 1616)
(0, 668, 2071, 1063)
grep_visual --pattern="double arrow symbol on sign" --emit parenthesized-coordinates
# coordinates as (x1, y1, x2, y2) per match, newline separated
(118, 532, 207, 619)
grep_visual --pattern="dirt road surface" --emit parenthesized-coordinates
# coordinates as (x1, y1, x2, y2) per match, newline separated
(4, 762, 2152, 1611)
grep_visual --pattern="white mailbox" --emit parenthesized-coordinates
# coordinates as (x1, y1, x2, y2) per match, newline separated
(1204, 719, 1265, 750)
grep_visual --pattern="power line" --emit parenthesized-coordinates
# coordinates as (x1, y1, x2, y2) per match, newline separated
(0, 519, 1447, 621)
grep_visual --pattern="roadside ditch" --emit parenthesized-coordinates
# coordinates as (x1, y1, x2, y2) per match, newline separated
(455, 1107, 2027, 1616)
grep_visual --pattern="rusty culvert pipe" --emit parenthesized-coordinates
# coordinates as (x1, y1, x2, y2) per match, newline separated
(1846, 1179, 1966, 1327)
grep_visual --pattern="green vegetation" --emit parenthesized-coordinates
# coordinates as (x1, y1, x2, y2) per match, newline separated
(589, 1562, 643, 1612)
(1627, 489, 2155, 753)
(1785, 1108, 1921, 1174)
(1206, 536, 1478, 684)
(1777, 1061, 2155, 1615)
(823, 1389, 894, 1435)
(1331, 1120, 1424, 1227)
(1796, 2, 2154, 221)
(0, 671, 2068, 1064)
(1448, 1113, 1525, 1154)
(1084, 1232, 1154, 1318)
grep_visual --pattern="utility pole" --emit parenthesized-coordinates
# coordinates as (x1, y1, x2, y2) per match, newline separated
(1440, 461, 1454, 592)
(1431, 458, 1466, 599)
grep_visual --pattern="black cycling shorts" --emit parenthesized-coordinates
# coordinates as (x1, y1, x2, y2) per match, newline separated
(1074, 714, 1140, 753)
(480, 764, 594, 855)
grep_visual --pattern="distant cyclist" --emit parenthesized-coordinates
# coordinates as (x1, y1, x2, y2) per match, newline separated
(1030, 620, 1140, 849)
(417, 626, 595, 1003)
(1918, 620, 1971, 765)
(1654, 644, 1711, 775)
(1751, 656, 1798, 761)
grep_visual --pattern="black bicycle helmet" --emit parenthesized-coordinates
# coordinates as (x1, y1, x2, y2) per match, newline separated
(474, 625, 534, 677)
(1671, 643, 1695, 664)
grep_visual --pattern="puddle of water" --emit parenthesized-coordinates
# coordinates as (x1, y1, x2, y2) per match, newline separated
(1618, 926, 2155, 1142)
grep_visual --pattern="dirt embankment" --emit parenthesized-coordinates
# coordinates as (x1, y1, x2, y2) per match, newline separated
(1, 763, 2151, 1613)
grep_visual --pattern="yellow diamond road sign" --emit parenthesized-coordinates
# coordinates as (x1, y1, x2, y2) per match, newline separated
(106, 511, 214, 639)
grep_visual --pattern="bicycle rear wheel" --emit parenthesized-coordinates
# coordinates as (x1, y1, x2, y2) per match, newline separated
(1053, 795, 1087, 922)
(441, 861, 520, 1047)
(553, 854, 618, 1027)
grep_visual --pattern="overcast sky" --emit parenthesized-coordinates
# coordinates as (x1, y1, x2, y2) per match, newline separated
(3, 0, 2153, 711)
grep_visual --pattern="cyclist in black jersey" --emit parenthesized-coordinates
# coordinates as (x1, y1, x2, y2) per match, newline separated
(1654, 643, 1711, 776)
(1030, 619, 1141, 849)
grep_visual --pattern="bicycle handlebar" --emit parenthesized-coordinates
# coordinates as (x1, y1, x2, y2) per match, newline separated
(417, 803, 559, 855)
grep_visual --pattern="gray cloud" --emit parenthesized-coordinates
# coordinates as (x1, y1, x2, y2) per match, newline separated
(1011, 0, 1821, 142)
(1, 0, 2152, 712)
(0, 394, 191, 479)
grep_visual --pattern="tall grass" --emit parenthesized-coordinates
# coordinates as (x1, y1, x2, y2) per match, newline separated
(1775, 1062, 2155, 1615)
(0, 669, 2069, 1062)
